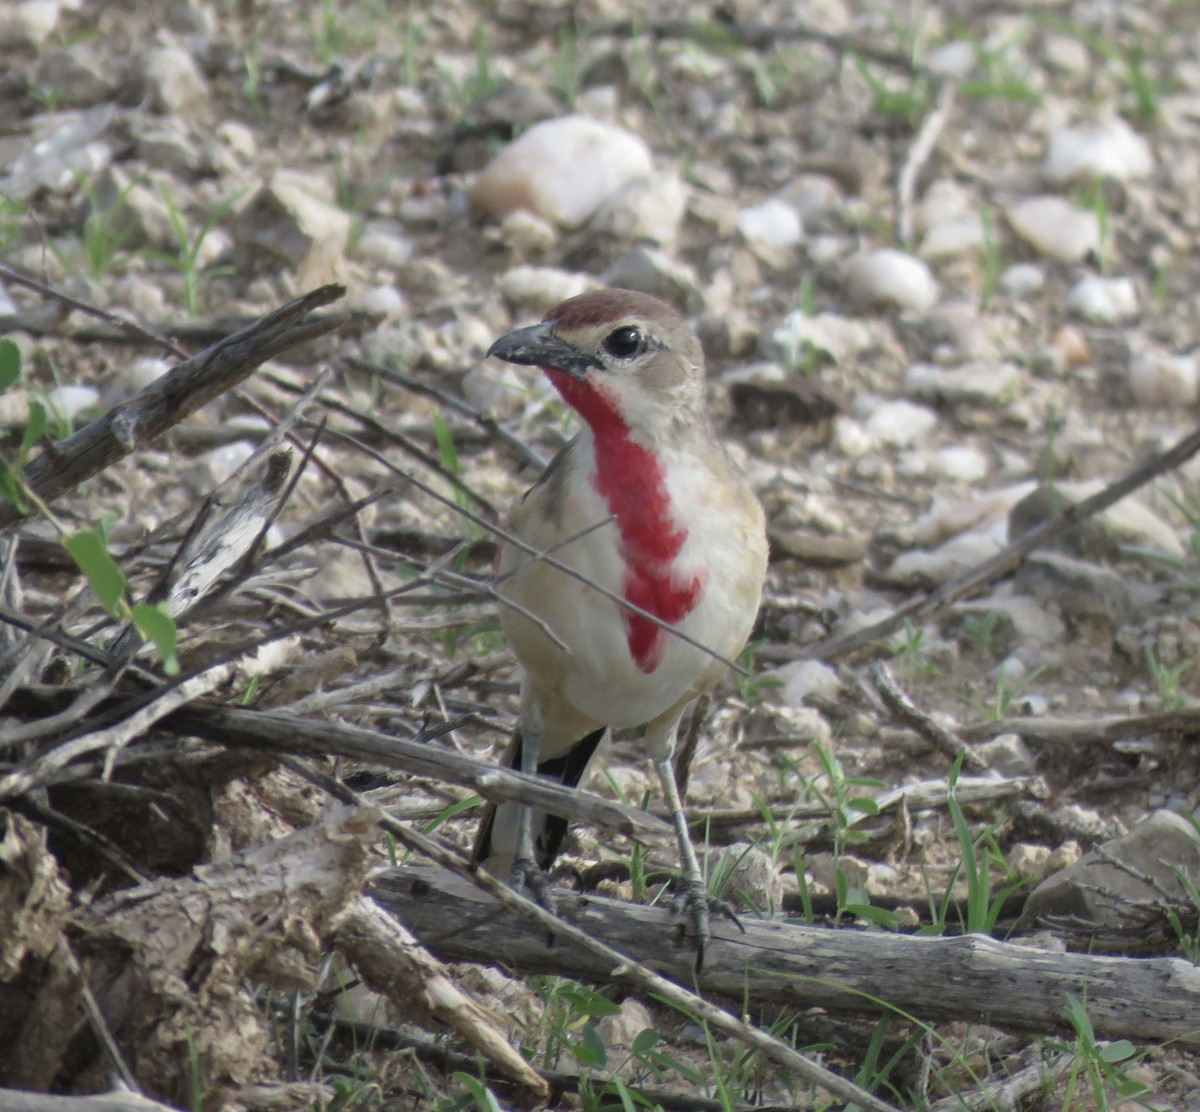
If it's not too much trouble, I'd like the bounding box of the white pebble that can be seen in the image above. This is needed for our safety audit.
[844,248,938,313]
[351,285,406,317]
[919,217,984,261]
[925,40,977,78]
[931,445,990,481]
[1128,349,1199,407]
[1006,196,1100,263]
[999,263,1045,298]
[1043,118,1154,186]
[471,115,653,228]
[499,265,593,313]
[736,198,803,247]
[46,385,100,422]
[1067,276,1138,324]
[863,399,939,446]
[775,659,841,708]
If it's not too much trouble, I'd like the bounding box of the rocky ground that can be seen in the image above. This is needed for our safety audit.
[3,0,1200,1108]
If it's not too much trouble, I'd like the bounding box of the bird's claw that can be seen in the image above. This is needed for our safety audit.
[670,879,744,971]
[510,856,556,912]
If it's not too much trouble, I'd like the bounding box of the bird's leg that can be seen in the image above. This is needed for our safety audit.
[512,723,554,909]
[653,754,740,972]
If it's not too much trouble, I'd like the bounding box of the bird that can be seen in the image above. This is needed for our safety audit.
[471,288,768,962]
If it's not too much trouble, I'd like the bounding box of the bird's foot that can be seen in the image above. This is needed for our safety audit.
[671,878,745,972]
[510,856,556,913]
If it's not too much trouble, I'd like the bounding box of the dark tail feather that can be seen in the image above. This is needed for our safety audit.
[470,726,607,869]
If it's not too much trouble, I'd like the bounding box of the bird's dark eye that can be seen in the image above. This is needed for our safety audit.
[602,325,643,360]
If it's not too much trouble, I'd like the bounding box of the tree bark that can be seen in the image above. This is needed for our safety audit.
[375,865,1200,1047]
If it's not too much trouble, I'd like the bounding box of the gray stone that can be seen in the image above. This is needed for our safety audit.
[1006,196,1100,263]
[1025,810,1200,931]
[1014,550,1135,625]
[602,247,702,314]
[138,46,210,121]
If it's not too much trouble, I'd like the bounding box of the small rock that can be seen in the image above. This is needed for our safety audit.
[955,594,1065,648]
[767,311,873,369]
[1050,324,1091,367]
[1025,811,1200,932]
[884,531,1003,586]
[350,285,406,317]
[1041,34,1091,77]
[861,398,939,446]
[714,842,783,910]
[498,208,558,255]
[195,442,256,488]
[930,445,989,482]
[844,248,938,313]
[774,659,842,709]
[974,732,1038,777]
[1043,117,1154,186]
[736,198,803,248]
[1129,348,1199,407]
[918,217,984,261]
[86,166,176,251]
[903,362,1022,407]
[101,356,169,408]
[999,262,1045,298]
[215,120,257,163]
[499,266,593,314]
[769,528,866,565]
[596,999,653,1060]
[471,115,653,228]
[1009,481,1185,559]
[461,362,531,418]
[354,224,414,269]
[602,247,702,314]
[45,385,99,423]
[135,119,203,175]
[925,40,977,78]
[773,705,832,744]
[779,174,842,225]
[1014,551,1136,625]
[0,0,59,48]
[139,46,210,120]
[729,375,844,431]
[1067,275,1138,324]
[110,274,166,321]
[590,169,687,246]
[1006,196,1100,263]
[0,104,115,200]
[231,170,350,284]
[37,46,118,106]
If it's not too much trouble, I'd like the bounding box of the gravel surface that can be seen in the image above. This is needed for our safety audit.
[3,0,1200,1107]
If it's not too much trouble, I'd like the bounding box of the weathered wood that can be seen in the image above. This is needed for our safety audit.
[0,1092,180,1112]
[0,285,348,531]
[375,865,1200,1047]
[165,702,672,841]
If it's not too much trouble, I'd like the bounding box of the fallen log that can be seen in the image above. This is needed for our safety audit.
[375,865,1200,1048]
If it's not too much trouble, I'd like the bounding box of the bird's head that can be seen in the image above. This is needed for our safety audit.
[487,289,708,444]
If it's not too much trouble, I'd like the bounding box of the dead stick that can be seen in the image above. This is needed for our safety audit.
[810,421,1200,662]
[0,285,349,530]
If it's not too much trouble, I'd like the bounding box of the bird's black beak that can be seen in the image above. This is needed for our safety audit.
[487,322,600,381]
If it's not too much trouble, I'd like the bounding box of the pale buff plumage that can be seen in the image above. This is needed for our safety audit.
[473,289,767,962]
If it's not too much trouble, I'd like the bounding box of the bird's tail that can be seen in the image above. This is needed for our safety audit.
[470,726,606,872]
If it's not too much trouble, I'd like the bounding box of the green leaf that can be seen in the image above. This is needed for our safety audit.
[431,409,460,474]
[0,338,20,393]
[64,528,127,616]
[1101,1039,1136,1063]
[631,1027,660,1055]
[131,602,180,675]
[0,460,26,511]
[570,1023,607,1069]
[19,399,46,462]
